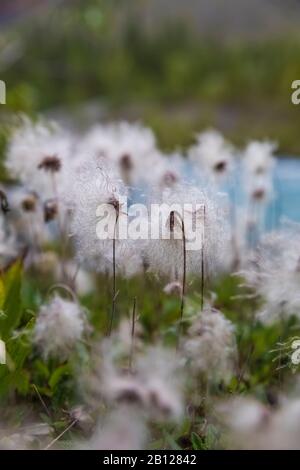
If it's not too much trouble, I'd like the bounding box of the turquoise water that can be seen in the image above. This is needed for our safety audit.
[132,157,300,232]
[191,157,300,231]
[273,158,300,225]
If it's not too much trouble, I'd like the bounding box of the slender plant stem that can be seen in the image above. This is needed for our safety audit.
[51,173,68,281]
[108,213,119,336]
[180,219,186,323]
[129,297,137,371]
[201,205,206,311]
[177,216,186,350]
[44,419,77,450]
[32,384,51,418]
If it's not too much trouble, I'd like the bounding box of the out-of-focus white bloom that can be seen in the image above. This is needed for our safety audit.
[115,316,144,355]
[5,117,74,199]
[54,261,95,296]
[144,151,183,190]
[245,174,274,204]
[220,397,270,434]
[76,122,158,187]
[239,226,300,322]
[0,215,18,260]
[83,406,147,450]
[0,422,53,450]
[188,130,235,181]
[243,141,276,176]
[220,397,300,449]
[145,185,230,280]
[183,307,236,382]
[218,397,271,449]
[90,341,183,422]
[238,141,276,251]
[113,239,146,278]
[29,254,94,297]
[69,265,95,296]
[163,281,182,296]
[136,346,183,420]
[7,186,50,247]
[69,157,128,273]
[30,251,60,275]
[75,122,184,190]
[33,295,87,360]
[273,400,300,442]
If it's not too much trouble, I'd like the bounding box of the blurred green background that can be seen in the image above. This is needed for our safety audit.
[1,0,300,154]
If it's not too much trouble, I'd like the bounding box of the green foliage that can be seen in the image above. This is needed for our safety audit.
[1,1,300,154]
[0,257,298,447]
[0,261,23,340]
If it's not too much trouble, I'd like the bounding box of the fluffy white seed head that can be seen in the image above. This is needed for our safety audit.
[220,397,300,449]
[145,185,230,279]
[188,129,235,180]
[6,117,74,199]
[76,122,158,187]
[69,157,128,273]
[84,406,147,450]
[183,307,237,383]
[239,226,300,322]
[243,140,276,176]
[90,341,183,422]
[33,295,87,360]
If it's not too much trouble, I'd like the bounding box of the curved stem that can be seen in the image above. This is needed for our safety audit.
[108,213,119,336]
[177,215,186,350]
[51,173,68,281]
[180,219,186,322]
[201,205,206,311]
[129,297,137,371]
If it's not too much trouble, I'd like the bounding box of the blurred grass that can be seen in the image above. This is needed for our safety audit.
[1,259,297,449]
[1,0,300,160]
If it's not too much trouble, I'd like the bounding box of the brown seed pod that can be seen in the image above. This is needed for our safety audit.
[44,198,58,222]
[21,192,38,212]
[38,155,61,172]
[0,189,10,214]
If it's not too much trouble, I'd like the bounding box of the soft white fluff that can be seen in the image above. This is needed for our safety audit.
[33,295,86,359]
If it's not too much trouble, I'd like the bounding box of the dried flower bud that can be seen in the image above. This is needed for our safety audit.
[120,153,133,172]
[38,155,61,173]
[162,171,178,187]
[107,195,121,215]
[21,192,38,212]
[213,160,227,173]
[0,189,10,214]
[252,188,266,201]
[44,198,58,222]
[163,281,182,296]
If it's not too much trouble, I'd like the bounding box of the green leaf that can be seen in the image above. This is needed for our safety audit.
[0,278,5,309]
[12,369,30,395]
[0,261,23,340]
[34,360,50,381]
[49,365,71,391]
[163,432,182,450]
[205,424,220,449]
[191,432,206,450]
